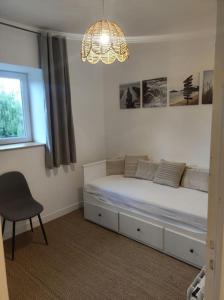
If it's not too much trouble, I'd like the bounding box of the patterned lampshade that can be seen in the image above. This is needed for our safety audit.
[81,20,129,64]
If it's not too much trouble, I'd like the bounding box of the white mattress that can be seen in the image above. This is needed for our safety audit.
[84,175,208,232]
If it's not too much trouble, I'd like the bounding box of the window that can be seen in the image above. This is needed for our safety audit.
[0,70,32,145]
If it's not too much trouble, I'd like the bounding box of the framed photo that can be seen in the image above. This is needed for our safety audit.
[119,82,141,109]
[142,77,167,108]
[169,73,200,106]
[202,70,214,104]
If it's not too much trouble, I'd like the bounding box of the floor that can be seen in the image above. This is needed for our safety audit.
[5,209,198,300]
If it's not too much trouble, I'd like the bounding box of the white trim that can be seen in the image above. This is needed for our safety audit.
[83,160,106,168]
[205,1,224,298]
[83,160,106,185]
[2,202,81,241]
[0,142,45,151]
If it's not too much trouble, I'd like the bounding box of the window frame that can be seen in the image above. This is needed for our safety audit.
[0,70,32,145]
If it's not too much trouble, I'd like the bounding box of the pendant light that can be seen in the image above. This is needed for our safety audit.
[81,0,129,64]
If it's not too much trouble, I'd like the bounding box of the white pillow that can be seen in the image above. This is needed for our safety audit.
[181,167,209,192]
[153,159,186,188]
[124,155,149,178]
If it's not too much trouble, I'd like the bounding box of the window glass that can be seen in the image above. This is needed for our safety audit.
[0,71,32,145]
[0,77,25,138]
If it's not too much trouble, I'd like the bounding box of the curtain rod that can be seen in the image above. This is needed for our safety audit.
[0,21,40,35]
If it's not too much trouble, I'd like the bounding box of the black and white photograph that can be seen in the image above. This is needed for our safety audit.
[169,73,200,106]
[142,77,167,108]
[202,70,213,104]
[119,82,141,109]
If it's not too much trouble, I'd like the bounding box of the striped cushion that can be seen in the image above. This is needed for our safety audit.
[181,167,209,192]
[154,160,186,188]
[135,160,159,180]
[106,159,125,175]
[124,155,149,178]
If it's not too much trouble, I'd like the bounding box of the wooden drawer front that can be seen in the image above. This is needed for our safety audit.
[164,229,206,267]
[84,203,119,232]
[119,213,163,250]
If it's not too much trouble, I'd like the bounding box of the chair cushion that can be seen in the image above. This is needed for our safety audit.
[154,159,186,188]
[135,160,159,180]
[124,155,149,178]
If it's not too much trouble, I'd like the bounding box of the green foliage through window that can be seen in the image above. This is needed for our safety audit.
[0,91,24,138]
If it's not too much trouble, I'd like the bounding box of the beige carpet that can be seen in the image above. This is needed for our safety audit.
[4,209,198,300]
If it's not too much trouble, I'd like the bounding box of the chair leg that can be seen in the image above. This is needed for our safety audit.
[2,218,6,235]
[29,218,33,232]
[12,221,16,261]
[38,214,48,245]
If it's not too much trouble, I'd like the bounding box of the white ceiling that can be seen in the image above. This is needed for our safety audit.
[0,0,217,36]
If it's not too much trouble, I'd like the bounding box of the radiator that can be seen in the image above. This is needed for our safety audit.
[187,267,206,300]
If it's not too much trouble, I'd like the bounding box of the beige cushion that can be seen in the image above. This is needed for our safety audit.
[135,160,159,180]
[124,155,149,178]
[153,159,186,188]
[106,159,125,175]
[181,167,209,192]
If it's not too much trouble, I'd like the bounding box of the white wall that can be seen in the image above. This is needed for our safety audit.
[67,40,105,163]
[104,35,215,168]
[0,25,105,236]
[0,25,39,68]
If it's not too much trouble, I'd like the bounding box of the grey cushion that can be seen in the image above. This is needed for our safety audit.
[124,155,149,178]
[135,160,159,180]
[106,159,125,175]
[181,167,209,192]
[153,159,186,188]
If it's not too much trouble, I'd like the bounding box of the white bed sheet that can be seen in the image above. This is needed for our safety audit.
[84,175,208,232]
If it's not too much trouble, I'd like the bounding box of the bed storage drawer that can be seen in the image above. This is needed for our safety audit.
[84,203,119,232]
[164,229,206,267]
[119,213,163,250]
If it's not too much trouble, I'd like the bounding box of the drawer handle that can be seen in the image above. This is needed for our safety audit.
[190,249,194,254]
[98,213,102,217]
[137,228,141,232]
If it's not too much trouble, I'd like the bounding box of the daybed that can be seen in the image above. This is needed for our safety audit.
[83,159,208,268]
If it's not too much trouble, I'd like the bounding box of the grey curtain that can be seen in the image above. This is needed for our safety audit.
[39,32,76,169]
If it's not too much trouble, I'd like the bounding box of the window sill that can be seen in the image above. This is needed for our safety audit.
[0,142,45,152]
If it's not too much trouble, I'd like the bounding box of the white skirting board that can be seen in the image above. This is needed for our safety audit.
[2,202,81,241]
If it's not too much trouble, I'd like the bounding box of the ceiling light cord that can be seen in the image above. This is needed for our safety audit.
[102,0,105,20]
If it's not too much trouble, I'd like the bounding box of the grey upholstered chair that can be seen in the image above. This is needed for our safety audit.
[0,171,48,260]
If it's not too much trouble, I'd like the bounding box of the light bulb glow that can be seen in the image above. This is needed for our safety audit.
[100,33,110,45]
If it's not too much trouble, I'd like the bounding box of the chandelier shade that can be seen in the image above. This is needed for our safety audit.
[81,20,129,64]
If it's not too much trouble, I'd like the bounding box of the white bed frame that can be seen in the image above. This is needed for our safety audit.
[83,160,206,268]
